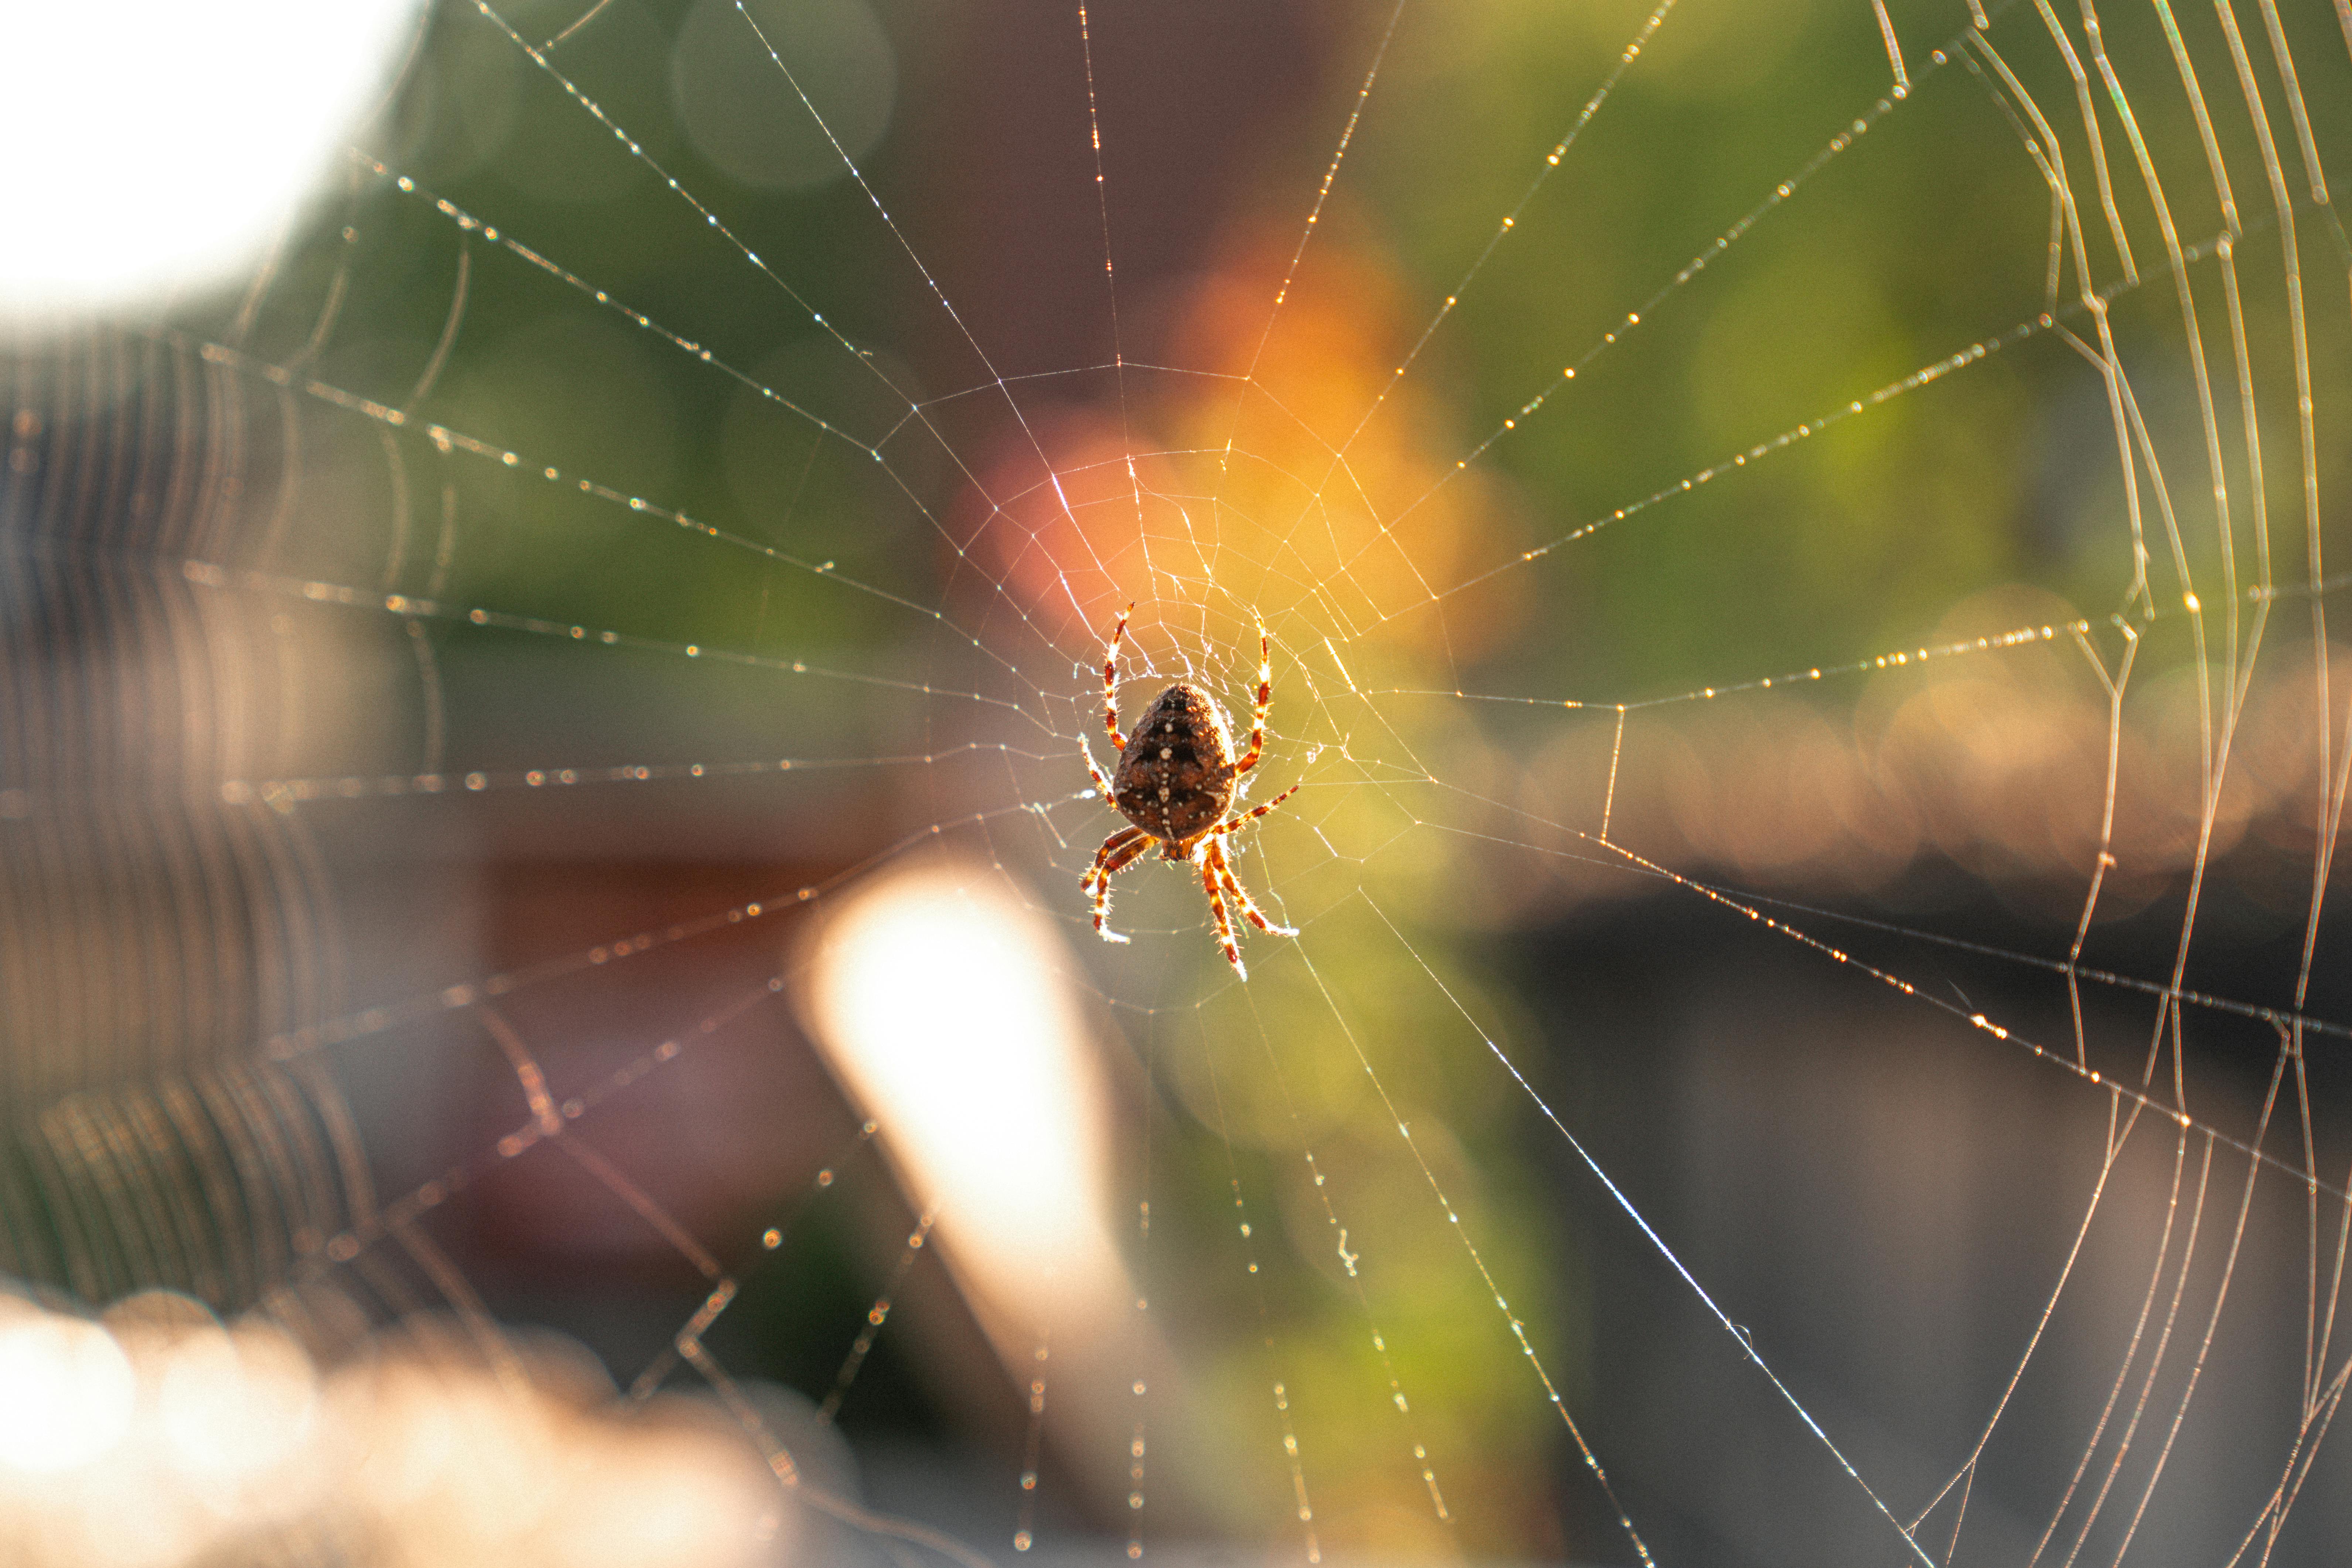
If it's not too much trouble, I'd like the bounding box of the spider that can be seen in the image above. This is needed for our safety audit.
[1079,604,1300,979]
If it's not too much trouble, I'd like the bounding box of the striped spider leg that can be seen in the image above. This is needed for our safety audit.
[1084,824,1152,944]
[1196,848,1247,977]
[1101,601,1134,749]
[1232,619,1272,776]
[1204,835,1297,938]
[1189,780,1304,977]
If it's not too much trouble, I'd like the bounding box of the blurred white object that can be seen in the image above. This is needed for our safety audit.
[0,0,423,335]
[799,858,1125,1317]
[0,1290,781,1568]
[798,860,1223,1516]
[0,1301,136,1473]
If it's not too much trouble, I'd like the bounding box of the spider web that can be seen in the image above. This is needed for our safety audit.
[4,0,2352,1563]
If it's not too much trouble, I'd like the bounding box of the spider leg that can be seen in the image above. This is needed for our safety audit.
[1233,620,1271,775]
[1083,826,1152,944]
[1207,837,1297,938]
[1102,602,1134,751]
[1208,782,1300,837]
[1079,733,1115,800]
[1197,849,1247,980]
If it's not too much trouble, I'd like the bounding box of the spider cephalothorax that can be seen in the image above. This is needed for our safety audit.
[1080,605,1299,978]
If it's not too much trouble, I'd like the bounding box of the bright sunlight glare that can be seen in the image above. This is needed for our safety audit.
[798,859,1127,1313]
[0,1,423,336]
[0,1291,778,1568]
[0,1301,135,1475]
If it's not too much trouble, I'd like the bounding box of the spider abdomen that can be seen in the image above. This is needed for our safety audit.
[1111,682,1237,847]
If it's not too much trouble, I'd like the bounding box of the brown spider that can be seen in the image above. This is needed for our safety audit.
[1079,605,1300,978]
